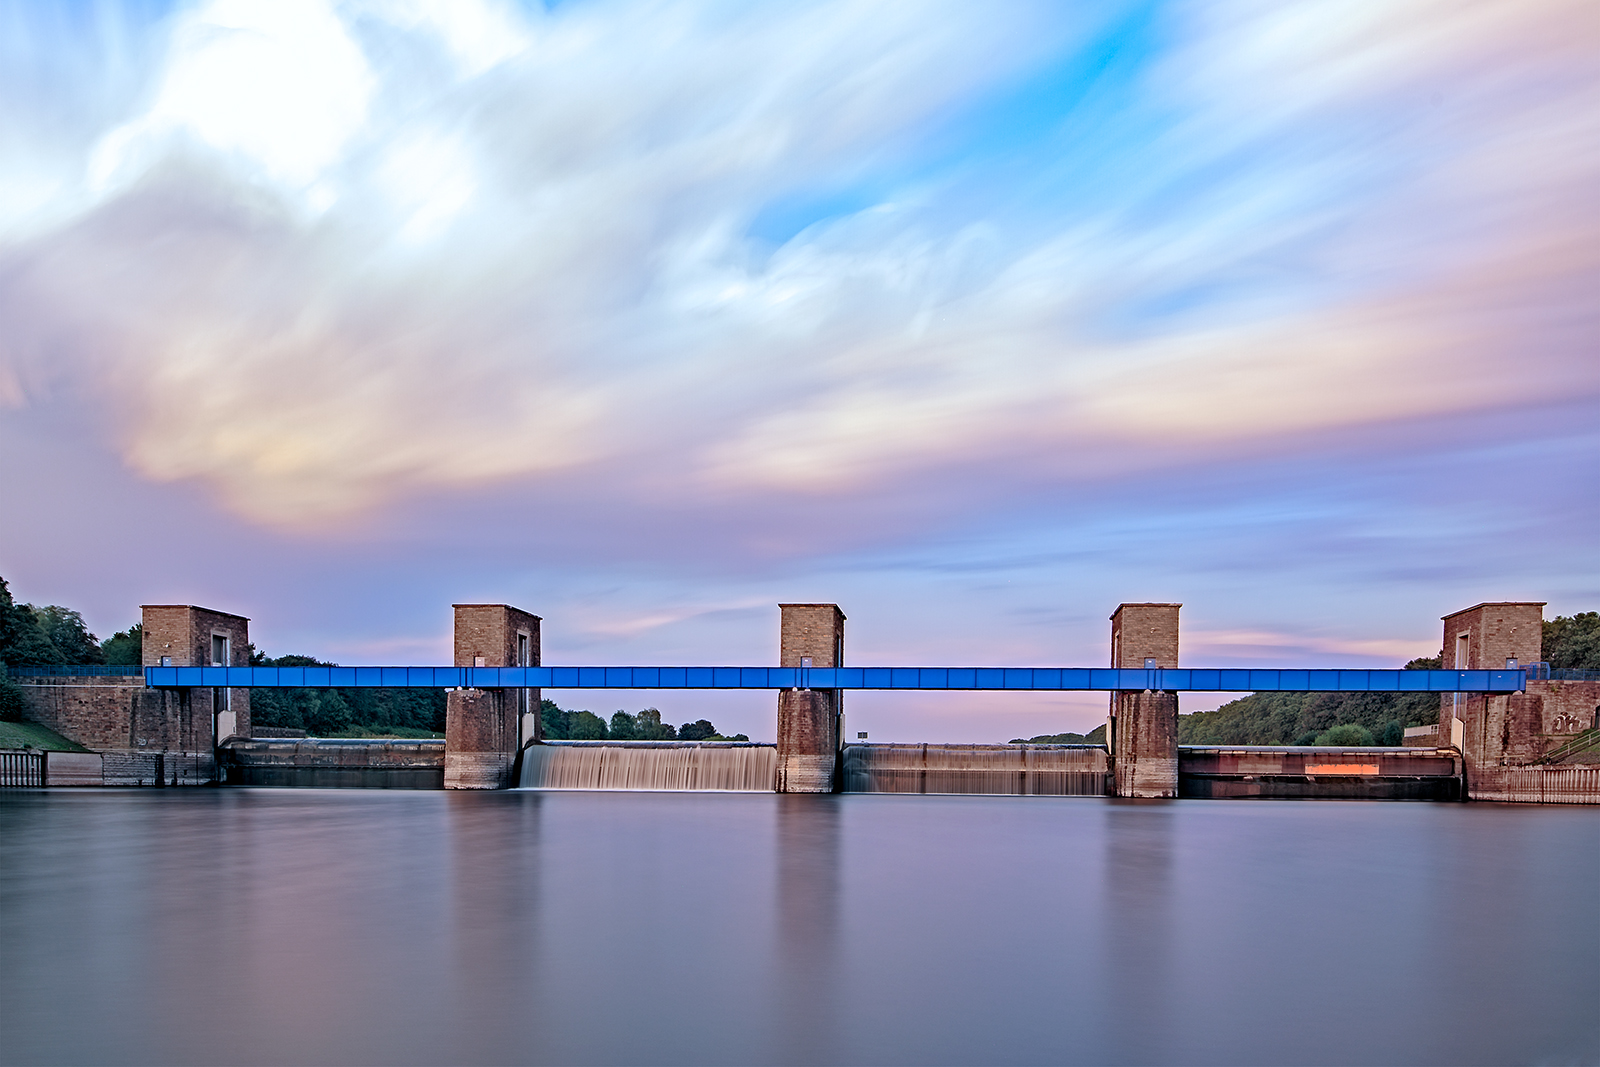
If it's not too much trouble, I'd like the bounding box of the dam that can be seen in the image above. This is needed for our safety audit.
[8,599,1598,802]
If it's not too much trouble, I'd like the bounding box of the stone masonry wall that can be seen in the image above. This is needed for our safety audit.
[15,679,215,755]
[16,679,146,751]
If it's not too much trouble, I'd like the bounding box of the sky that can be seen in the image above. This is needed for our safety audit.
[1,0,1596,742]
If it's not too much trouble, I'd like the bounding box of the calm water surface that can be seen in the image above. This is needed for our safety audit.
[1,790,1595,1066]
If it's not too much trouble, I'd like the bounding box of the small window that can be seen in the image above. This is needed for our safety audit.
[212,635,228,666]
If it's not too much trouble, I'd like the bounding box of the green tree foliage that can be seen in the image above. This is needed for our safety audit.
[35,607,105,664]
[0,676,25,722]
[1009,731,1091,744]
[101,624,143,665]
[1314,722,1375,746]
[540,700,735,741]
[0,579,104,666]
[1544,612,1600,669]
[605,709,676,739]
[247,651,447,735]
[634,708,676,739]
[539,700,610,739]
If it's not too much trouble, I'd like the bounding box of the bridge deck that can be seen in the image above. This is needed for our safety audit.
[142,665,1525,693]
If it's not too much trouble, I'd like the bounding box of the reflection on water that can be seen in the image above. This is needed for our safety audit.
[1,791,1595,1066]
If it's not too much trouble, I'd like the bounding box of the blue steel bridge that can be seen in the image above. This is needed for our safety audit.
[144,664,1527,693]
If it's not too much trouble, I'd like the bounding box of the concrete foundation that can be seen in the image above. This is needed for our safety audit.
[1108,603,1181,798]
[224,738,445,788]
[444,604,540,789]
[776,604,845,793]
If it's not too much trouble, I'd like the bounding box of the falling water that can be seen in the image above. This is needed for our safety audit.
[842,743,1110,795]
[519,740,778,790]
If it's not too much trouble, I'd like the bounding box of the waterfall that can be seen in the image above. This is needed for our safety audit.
[843,744,1110,795]
[519,741,778,791]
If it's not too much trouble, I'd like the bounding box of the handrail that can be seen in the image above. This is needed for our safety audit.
[1528,728,1600,766]
[7,665,145,677]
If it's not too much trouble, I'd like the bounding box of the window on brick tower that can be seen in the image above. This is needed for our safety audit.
[518,633,530,716]
[213,635,230,711]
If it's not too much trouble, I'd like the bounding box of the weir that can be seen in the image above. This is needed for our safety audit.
[519,741,777,791]
[12,596,1595,803]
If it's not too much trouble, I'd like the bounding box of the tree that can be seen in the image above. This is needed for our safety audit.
[0,676,25,722]
[1544,613,1600,669]
[35,607,104,664]
[304,690,354,736]
[633,708,676,740]
[1314,723,1375,746]
[101,624,143,665]
[608,711,638,740]
[567,710,609,739]
[678,719,717,741]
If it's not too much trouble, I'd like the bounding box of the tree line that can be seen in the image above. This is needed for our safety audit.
[539,703,748,742]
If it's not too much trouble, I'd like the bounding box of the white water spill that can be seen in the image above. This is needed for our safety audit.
[520,741,777,790]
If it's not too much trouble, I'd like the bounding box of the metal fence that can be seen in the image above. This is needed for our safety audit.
[6,665,145,677]
[0,750,44,787]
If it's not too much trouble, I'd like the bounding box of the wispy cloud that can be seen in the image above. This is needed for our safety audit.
[1,0,1594,549]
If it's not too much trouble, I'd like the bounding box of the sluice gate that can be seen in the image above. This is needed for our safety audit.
[842,743,1109,795]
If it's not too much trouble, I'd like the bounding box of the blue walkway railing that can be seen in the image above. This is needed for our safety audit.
[140,665,1527,693]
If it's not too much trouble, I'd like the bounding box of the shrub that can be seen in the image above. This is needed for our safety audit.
[1314,723,1375,746]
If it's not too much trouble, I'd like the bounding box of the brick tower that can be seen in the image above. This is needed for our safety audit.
[776,604,845,793]
[1108,603,1181,798]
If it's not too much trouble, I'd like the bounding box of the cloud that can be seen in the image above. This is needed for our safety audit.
[0,0,1595,541]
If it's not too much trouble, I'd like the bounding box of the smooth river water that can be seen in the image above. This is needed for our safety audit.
[1,790,1595,1066]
